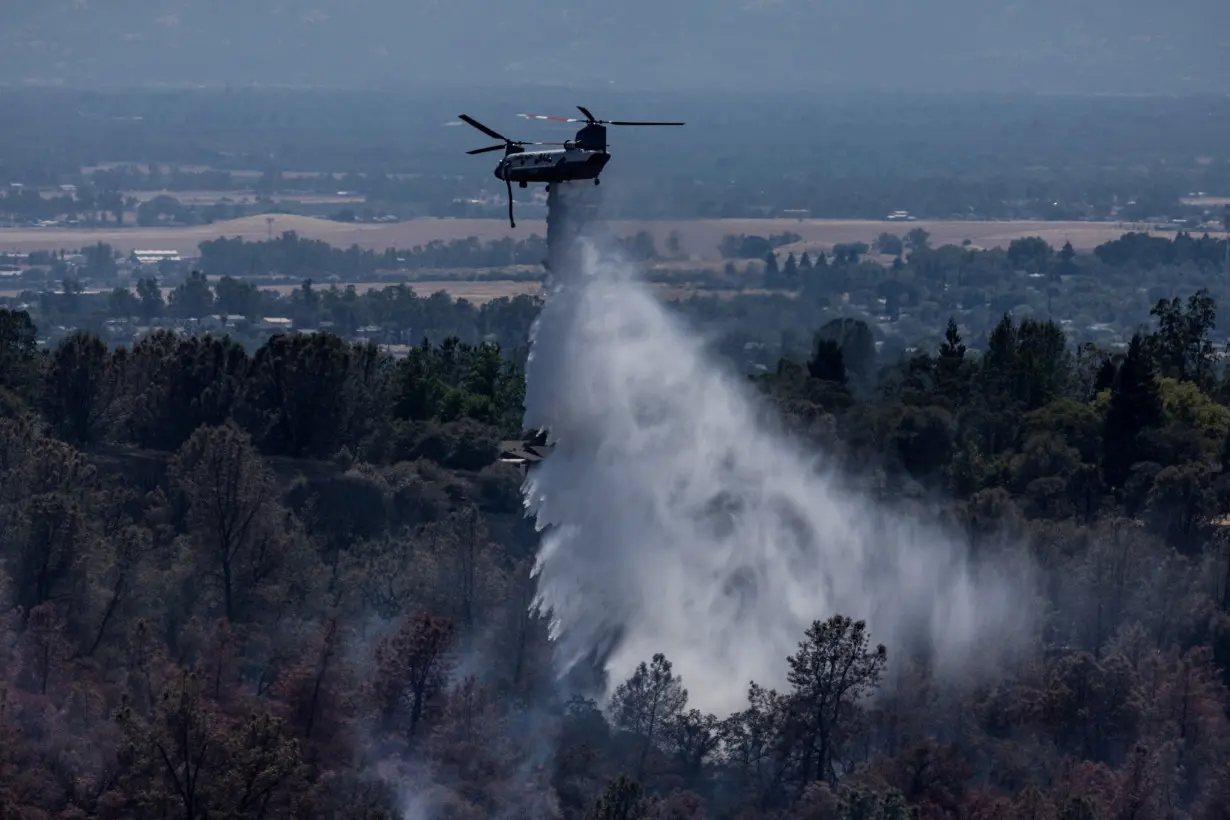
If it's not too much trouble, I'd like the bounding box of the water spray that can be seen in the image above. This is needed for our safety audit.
[522,184,1034,716]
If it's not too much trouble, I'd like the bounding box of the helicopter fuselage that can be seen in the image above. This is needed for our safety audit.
[495,147,610,184]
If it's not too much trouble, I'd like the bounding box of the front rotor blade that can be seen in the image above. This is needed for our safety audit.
[607,121,686,126]
[459,114,507,142]
[467,144,507,155]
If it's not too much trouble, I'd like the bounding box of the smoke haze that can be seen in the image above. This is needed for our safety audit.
[523,189,1035,715]
[3,0,1222,94]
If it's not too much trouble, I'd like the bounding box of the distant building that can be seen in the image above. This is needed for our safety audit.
[132,249,182,265]
[255,317,293,332]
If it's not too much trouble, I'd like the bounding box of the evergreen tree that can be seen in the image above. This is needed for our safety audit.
[764,251,781,287]
[782,252,799,289]
[1102,333,1163,487]
[807,339,847,384]
[939,317,967,361]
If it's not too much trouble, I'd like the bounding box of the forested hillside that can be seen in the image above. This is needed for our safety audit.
[4,273,1230,817]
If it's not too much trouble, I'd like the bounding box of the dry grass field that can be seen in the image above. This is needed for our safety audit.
[0,213,1174,260]
[121,190,367,206]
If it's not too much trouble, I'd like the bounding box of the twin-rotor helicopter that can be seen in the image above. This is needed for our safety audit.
[458,105,684,227]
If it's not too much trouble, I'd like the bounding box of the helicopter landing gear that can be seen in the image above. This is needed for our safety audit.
[545,184,550,192]
[519,180,528,188]
[594,178,601,186]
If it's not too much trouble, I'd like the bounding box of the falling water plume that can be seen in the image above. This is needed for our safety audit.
[522,183,1033,716]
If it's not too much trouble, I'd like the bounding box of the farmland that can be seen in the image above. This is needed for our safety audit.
[0,213,1174,260]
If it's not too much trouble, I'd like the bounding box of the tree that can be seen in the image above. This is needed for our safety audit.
[109,286,141,318]
[39,331,121,446]
[876,232,904,256]
[1058,239,1077,276]
[784,615,887,786]
[782,252,799,289]
[0,309,38,406]
[170,422,289,622]
[1147,289,1216,386]
[136,276,165,321]
[609,653,688,780]
[665,230,682,259]
[372,612,455,741]
[905,228,931,252]
[939,318,966,362]
[82,241,118,279]
[1103,333,1163,488]
[1007,236,1053,272]
[764,252,781,287]
[239,332,355,458]
[112,669,309,818]
[814,319,877,390]
[807,339,847,384]
[587,775,653,820]
[169,270,216,318]
[214,275,262,319]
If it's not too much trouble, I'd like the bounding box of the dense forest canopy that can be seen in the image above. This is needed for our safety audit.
[6,239,1230,815]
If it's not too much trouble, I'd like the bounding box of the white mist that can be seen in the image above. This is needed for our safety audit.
[522,199,1032,717]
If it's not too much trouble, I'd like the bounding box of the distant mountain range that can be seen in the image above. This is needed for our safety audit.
[1,0,1225,94]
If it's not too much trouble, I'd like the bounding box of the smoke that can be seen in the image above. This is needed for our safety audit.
[522,184,1036,717]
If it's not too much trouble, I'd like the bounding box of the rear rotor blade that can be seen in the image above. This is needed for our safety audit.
[607,121,686,126]
[519,113,584,123]
[576,105,597,123]
[459,114,507,142]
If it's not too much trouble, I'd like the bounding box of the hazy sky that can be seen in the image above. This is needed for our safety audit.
[2,0,1226,94]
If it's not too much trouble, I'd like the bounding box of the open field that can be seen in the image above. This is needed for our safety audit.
[0,214,1188,260]
[121,190,367,206]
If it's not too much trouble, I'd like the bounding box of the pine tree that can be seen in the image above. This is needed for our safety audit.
[782,252,799,289]
[763,251,781,287]
[939,318,966,361]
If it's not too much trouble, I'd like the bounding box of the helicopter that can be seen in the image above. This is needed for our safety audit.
[458,106,684,227]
